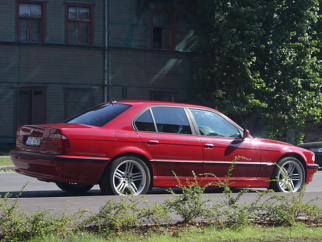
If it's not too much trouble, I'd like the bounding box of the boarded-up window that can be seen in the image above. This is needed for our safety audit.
[15,87,47,125]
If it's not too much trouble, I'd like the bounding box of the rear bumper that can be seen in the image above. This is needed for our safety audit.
[10,150,109,184]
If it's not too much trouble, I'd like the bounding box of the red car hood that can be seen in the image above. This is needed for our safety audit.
[254,137,308,153]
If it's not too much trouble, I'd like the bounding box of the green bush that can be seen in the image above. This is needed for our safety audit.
[78,195,170,233]
[164,171,217,223]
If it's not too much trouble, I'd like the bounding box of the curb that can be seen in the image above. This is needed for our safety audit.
[0,166,15,169]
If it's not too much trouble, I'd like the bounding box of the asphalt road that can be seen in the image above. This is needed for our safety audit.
[1,171,322,222]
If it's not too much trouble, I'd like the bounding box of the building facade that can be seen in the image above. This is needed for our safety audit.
[0,0,208,149]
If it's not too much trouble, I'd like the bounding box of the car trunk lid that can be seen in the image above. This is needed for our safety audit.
[16,124,69,155]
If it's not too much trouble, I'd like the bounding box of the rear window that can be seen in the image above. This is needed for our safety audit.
[67,103,131,127]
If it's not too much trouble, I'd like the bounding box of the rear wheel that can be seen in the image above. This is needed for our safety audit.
[269,157,305,192]
[99,156,150,195]
[55,182,94,194]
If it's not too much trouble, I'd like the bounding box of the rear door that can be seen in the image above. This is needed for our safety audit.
[135,106,203,177]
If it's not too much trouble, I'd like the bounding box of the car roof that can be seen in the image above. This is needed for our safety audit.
[111,100,212,109]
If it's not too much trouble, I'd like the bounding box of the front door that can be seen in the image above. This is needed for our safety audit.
[188,108,261,182]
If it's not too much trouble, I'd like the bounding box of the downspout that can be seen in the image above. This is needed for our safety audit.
[104,0,109,102]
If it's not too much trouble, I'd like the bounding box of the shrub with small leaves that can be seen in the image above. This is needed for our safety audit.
[78,195,170,232]
[164,171,216,223]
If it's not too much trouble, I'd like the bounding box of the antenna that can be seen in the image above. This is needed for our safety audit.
[110,98,116,105]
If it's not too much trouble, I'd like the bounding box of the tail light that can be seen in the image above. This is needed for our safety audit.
[48,133,71,150]
[16,133,23,149]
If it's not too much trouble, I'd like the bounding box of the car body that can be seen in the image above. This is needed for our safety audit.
[11,100,318,195]
[298,141,322,167]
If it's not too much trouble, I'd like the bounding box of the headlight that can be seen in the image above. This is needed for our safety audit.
[309,148,322,153]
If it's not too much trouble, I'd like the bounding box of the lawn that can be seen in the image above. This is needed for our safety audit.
[0,156,13,167]
[26,222,322,242]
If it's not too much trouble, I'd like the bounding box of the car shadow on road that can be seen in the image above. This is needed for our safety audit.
[0,187,261,198]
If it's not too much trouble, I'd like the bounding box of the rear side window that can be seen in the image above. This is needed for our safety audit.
[67,103,131,127]
[135,106,192,134]
[135,110,156,132]
[153,107,192,134]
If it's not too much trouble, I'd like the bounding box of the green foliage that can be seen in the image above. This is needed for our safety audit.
[78,195,170,233]
[195,0,322,142]
[257,185,322,226]
[164,171,217,223]
[1,167,322,240]
[0,184,88,241]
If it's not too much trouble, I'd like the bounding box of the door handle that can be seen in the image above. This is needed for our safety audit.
[204,143,214,148]
[147,140,159,144]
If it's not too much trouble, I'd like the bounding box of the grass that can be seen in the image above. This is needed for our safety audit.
[0,156,13,167]
[26,223,322,241]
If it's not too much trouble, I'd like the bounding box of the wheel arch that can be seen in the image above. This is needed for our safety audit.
[276,153,307,179]
[102,152,154,189]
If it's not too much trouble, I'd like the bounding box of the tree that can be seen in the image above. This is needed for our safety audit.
[195,0,322,143]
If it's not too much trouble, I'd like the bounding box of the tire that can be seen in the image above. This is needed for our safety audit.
[269,157,305,192]
[99,156,150,195]
[55,182,94,194]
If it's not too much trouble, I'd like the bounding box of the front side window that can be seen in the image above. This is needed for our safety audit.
[151,11,175,50]
[190,109,240,138]
[17,2,45,42]
[66,4,93,45]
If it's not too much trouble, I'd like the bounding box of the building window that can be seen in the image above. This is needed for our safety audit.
[151,11,175,50]
[17,1,46,43]
[66,4,93,45]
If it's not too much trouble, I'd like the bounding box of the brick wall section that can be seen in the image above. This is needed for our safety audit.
[0,45,19,82]
[1,0,208,147]
[18,46,103,84]
[109,48,203,102]
[0,0,105,146]
[0,86,14,135]
[46,1,65,44]
[0,1,15,42]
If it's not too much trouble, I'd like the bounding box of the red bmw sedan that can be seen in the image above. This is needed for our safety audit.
[11,100,318,195]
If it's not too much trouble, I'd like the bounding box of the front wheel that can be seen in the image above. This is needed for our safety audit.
[55,182,94,194]
[99,156,150,195]
[269,157,305,192]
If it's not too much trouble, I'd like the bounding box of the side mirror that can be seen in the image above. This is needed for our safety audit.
[243,129,250,140]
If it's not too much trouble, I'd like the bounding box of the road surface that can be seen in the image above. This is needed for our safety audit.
[1,171,322,223]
